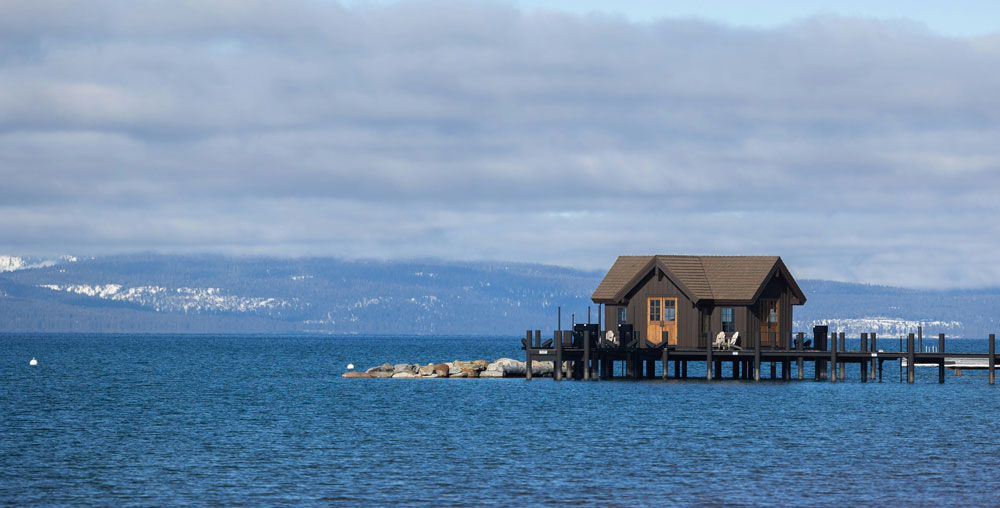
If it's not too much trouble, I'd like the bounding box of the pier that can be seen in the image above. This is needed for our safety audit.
[522,327,998,385]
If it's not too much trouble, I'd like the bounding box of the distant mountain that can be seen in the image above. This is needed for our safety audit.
[1,254,997,337]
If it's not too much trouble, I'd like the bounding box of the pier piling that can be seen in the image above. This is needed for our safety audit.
[861,333,868,383]
[796,332,804,380]
[939,333,945,384]
[907,333,915,384]
[830,333,837,383]
[706,340,714,381]
[554,330,563,381]
[990,334,996,385]
[754,333,761,381]
[583,330,591,381]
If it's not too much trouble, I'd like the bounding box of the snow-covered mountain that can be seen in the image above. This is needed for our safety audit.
[0,253,997,336]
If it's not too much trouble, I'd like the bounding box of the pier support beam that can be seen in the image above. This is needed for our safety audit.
[990,334,996,385]
[706,342,714,381]
[770,361,776,380]
[754,333,761,381]
[860,333,868,383]
[554,330,563,382]
[830,334,837,383]
[583,330,591,381]
[839,333,846,380]
[796,332,804,380]
[939,333,945,384]
[525,330,533,381]
[907,333,915,384]
[661,348,669,380]
[871,333,878,380]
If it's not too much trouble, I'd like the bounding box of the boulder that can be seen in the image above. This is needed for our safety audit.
[449,370,469,378]
[461,367,479,378]
[368,370,393,378]
[418,364,436,376]
[479,369,503,378]
[392,371,418,378]
[342,371,370,378]
[448,365,464,375]
[433,364,450,377]
[366,363,393,375]
[452,360,488,372]
[393,363,418,374]
[486,358,526,377]
[529,361,554,376]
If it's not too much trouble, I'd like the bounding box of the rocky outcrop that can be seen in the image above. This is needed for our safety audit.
[345,357,556,379]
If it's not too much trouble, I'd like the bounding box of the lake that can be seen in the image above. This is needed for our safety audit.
[3,333,1000,506]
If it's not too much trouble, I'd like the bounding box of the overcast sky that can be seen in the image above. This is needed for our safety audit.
[2,1,1000,288]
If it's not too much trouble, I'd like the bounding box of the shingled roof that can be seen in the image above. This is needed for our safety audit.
[591,255,806,305]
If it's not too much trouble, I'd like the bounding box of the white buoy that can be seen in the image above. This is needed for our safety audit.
[29,357,38,366]
[347,363,355,370]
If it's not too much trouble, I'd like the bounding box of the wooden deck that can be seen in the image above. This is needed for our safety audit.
[521,330,998,384]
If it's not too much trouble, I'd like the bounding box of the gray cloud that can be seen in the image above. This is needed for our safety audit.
[1,1,999,287]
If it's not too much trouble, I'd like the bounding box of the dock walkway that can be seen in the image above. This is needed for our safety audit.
[521,330,997,384]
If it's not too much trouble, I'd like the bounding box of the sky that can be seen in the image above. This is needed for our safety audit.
[2,0,1000,288]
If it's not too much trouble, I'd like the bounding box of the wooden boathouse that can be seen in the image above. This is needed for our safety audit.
[521,254,999,384]
[592,255,805,349]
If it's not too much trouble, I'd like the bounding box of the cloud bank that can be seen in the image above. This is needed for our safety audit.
[1,1,999,287]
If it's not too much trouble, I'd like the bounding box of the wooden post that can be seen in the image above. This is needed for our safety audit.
[583,330,591,381]
[682,361,688,378]
[830,332,837,383]
[661,347,669,380]
[838,332,846,380]
[674,360,680,379]
[860,333,868,383]
[754,332,761,381]
[706,339,714,381]
[796,332,804,380]
[938,333,945,384]
[525,330,533,381]
[990,334,996,385]
[732,359,739,379]
[770,361,776,379]
[907,333,915,384]
[918,325,923,353]
[870,332,878,379]
[554,330,563,381]
[714,360,723,380]
[647,358,656,379]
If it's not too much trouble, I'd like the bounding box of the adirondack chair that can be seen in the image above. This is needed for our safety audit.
[726,332,742,350]
[713,331,727,350]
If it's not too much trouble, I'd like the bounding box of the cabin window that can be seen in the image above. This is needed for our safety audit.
[649,299,661,322]
[722,308,734,333]
[617,306,627,324]
[768,307,777,323]
[664,299,675,322]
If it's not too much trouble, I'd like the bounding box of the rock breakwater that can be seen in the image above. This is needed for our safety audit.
[342,358,556,378]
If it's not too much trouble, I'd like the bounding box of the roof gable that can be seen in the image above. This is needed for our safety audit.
[591,255,806,305]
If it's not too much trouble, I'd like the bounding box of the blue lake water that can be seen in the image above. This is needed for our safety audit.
[3,333,1000,506]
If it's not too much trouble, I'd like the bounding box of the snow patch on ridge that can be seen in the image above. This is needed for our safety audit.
[38,283,295,314]
[796,317,962,336]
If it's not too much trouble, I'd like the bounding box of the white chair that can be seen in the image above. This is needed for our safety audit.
[713,331,726,350]
[726,332,742,350]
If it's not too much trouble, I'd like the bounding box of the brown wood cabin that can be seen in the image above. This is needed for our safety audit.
[592,255,806,349]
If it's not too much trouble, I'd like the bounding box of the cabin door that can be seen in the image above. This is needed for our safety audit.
[760,299,779,347]
[647,297,677,346]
